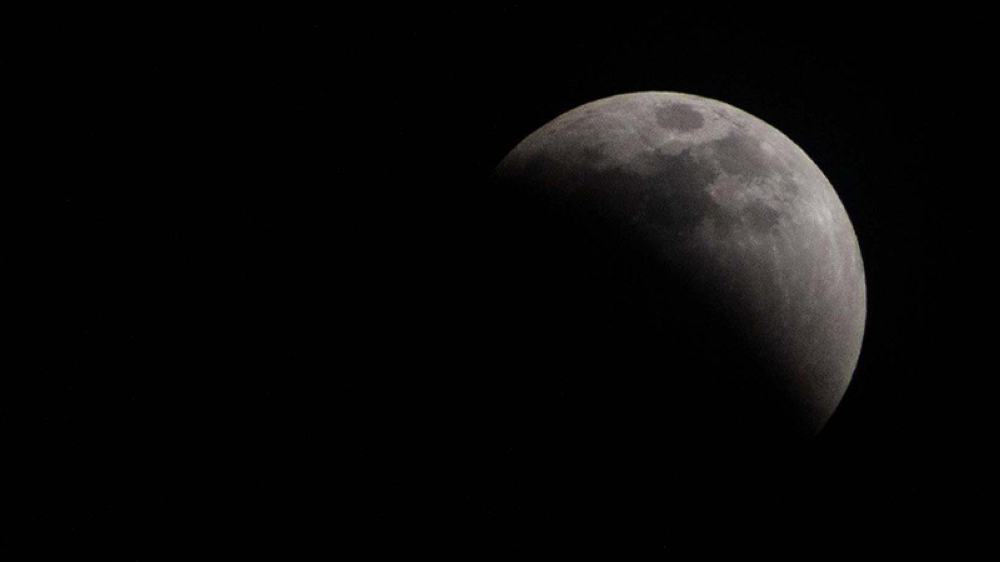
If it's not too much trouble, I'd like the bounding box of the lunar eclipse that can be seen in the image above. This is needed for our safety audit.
[492,92,865,442]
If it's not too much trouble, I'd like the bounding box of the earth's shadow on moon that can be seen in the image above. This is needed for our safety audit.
[473,168,809,453]
[445,175,815,517]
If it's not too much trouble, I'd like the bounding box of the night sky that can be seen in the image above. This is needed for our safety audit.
[11,6,992,558]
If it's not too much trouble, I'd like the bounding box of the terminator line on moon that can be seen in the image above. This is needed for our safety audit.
[494,92,865,439]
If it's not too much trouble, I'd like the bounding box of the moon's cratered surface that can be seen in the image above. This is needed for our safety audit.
[494,92,865,440]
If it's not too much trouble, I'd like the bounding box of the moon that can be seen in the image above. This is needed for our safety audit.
[492,92,865,442]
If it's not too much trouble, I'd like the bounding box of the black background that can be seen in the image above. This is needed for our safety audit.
[9,5,992,558]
